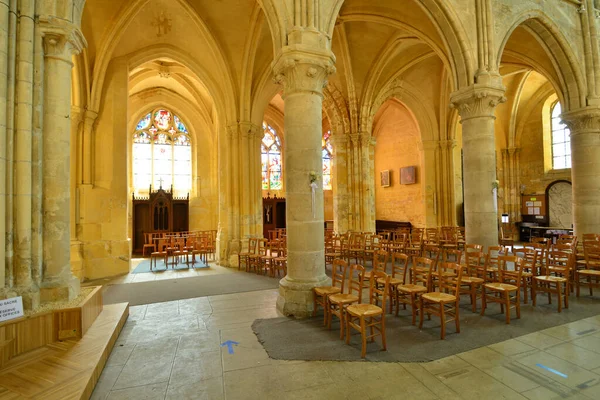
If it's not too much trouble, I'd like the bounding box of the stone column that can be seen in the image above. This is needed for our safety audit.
[39,20,85,301]
[70,107,84,280]
[273,50,335,317]
[359,134,376,232]
[561,107,600,234]
[419,140,440,228]
[0,0,8,289]
[331,134,349,233]
[450,85,506,249]
[82,109,98,185]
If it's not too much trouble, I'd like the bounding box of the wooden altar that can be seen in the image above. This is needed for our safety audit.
[132,186,189,253]
[263,195,286,239]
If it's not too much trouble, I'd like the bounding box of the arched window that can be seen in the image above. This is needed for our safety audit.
[132,109,192,193]
[551,102,571,170]
[261,123,282,190]
[322,130,333,190]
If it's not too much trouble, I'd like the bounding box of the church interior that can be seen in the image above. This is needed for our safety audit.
[2,0,600,399]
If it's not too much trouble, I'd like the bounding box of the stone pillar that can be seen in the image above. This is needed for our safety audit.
[439,140,457,225]
[419,140,440,228]
[14,0,35,292]
[331,134,349,233]
[70,107,83,281]
[39,20,85,301]
[450,85,506,249]
[0,0,8,289]
[561,107,600,234]
[359,134,376,232]
[273,50,335,317]
[349,133,360,231]
[82,109,98,185]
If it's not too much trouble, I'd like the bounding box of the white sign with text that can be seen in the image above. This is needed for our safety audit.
[0,297,24,322]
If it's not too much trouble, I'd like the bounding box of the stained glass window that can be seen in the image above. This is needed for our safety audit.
[262,123,283,190]
[132,109,192,193]
[322,130,333,190]
[551,102,571,170]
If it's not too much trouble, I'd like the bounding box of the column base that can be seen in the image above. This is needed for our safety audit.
[3,288,41,311]
[40,275,81,303]
[70,240,84,282]
[276,274,330,319]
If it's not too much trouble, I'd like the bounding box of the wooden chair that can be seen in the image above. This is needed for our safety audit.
[406,231,423,258]
[361,250,388,291]
[441,248,462,264]
[150,239,168,271]
[260,241,277,276]
[190,234,209,265]
[273,240,288,278]
[348,234,366,265]
[532,250,572,312]
[313,259,347,325]
[325,237,341,268]
[385,252,409,314]
[142,233,157,257]
[576,244,600,297]
[419,262,462,340]
[481,256,523,324]
[396,257,434,325]
[363,235,382,265]
[345,271,390,358]
[499,224,517,252]
[464,243,483,257]
[460,251,486,312]
[327,264,364,339]
[239,238,257,271]
[514,247,538,304]
[172,237,189,265]
[248,238,267,273]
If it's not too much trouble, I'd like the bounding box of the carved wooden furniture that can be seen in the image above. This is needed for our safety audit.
[262,195,286,239]
[346,271,389,358]
[420,262,463,340]
[132,187,189,254]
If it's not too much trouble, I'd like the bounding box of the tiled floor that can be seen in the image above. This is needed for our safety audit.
[83,258,235,286]
[91,288,600,400]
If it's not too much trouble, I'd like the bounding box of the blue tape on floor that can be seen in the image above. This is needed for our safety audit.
[536,363,568,378]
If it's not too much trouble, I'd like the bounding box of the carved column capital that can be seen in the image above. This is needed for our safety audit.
[39,17,87,63]
[329,133,348,147]
[418,140,440,152]
[226,124,238,140]
[450,84,506,122]
[239,121,261,140]
[440,139,456,150]
[561,107,600,136]
[272,48,336,98]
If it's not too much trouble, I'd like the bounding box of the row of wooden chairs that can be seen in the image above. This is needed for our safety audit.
[312,234,600,357]
[143,230,217,258]
[238,238,288,278]
[149,234,212,270]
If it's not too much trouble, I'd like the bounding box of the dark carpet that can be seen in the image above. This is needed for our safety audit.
[103,272,280,306]
[131,259,209,274]
[252,295,600,362]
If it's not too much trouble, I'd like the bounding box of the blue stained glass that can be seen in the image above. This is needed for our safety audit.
[174,115,188,133]
[136,113,151,130]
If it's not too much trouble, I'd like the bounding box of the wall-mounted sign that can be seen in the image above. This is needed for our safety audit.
[0,297,24,323]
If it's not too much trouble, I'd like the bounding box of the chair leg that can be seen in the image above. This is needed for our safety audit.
[381,314,387,351]
[471,284,476,313]
[564,282,569,309]
[360,318,367,359]
[418,297,425,329]
[312,294,319,317]
[532,280,537,306]
[557,284,562,313]
[339,308,345,340]
[516,292,521,319]
[411,294,417,325]
[480,287,487,316]
[455,302,460,333]
[504,292,511,325]
[523,278,528,304]
[440,303,446,340]
[345,315,351,345]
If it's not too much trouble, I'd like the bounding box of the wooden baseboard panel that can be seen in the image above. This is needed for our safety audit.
[0,302,129,399]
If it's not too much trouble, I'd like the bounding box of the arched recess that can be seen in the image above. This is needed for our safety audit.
[372,99,427,227]
[128,89,218,232]
[546,180,573,229]
[496,11,586,112]
[87,0,237,122]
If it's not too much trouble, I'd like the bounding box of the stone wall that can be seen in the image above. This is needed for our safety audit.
[374,102,425,227]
